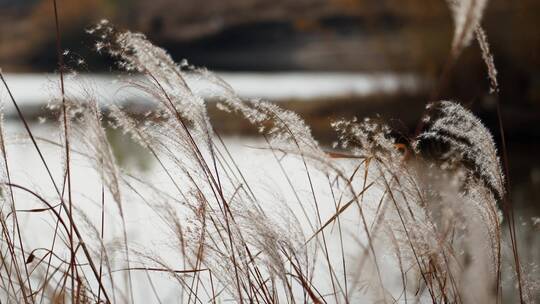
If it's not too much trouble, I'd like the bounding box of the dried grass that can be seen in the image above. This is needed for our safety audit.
[0,0,536,303]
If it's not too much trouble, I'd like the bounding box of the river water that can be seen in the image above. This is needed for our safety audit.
[0,73,537,302]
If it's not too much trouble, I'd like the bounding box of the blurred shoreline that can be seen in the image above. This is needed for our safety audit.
[1,72,538,144]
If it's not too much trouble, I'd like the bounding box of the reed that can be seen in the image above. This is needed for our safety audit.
[0,0,536,303]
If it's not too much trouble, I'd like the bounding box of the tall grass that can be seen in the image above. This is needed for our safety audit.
[0,0,537,303]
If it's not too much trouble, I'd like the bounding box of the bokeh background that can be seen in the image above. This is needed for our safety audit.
[1,0,539,216]
[1,0,539,133]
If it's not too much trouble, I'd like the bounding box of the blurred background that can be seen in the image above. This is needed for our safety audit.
[0,0,539,216]
[1,0,539,131]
